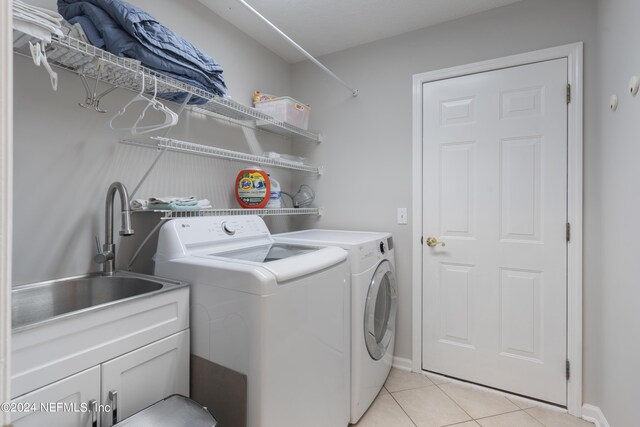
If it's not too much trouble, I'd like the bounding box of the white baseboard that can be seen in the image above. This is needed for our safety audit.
[392,356,412,372]
[582,404,610,427]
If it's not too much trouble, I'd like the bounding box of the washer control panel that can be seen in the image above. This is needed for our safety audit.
[172,216,270,247]
[221,221,236,235]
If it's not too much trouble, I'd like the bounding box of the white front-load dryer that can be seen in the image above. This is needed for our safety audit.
[274,230,398,423]
[154,217,351,427]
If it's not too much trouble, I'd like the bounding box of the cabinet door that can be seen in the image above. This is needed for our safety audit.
[11,366,100,427]
[101,330,189,426]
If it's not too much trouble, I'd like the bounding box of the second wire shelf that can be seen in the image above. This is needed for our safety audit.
[121,137,323,174]
[133,207,322,219]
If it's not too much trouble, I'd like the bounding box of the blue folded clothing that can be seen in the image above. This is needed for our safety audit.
[57,0,227,104]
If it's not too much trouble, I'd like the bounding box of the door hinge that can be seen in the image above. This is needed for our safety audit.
[566,223,571,242]
[566,360,570,380]
[566,84,571,104]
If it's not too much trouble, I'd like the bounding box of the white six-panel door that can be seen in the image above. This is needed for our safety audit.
[421,59,568,405]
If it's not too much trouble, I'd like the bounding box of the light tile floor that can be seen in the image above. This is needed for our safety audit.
[353,369,594,427]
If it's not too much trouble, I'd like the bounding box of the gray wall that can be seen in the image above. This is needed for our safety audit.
[13,0,298,284]
[594,0,640,424]
[290,0,601,406]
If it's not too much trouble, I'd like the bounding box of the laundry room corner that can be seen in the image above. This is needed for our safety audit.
[8,0,640,424]
[289,0,600,398]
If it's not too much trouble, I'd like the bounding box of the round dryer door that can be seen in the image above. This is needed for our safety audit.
[364,260,398,361]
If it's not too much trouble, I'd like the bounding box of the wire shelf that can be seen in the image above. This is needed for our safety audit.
[190,106,321,143]
[121,137,323,174]
[255,120,323,142]
[14,33,322,142]
[134,207,322,219]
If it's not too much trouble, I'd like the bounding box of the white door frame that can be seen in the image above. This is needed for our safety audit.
[411,43,583,416]
[0,0,12,421]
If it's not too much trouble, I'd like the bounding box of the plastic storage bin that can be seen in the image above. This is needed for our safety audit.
[254,96,310,130]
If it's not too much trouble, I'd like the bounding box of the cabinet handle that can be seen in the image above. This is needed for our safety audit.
[88,399,97,427]
[109,390,118,426]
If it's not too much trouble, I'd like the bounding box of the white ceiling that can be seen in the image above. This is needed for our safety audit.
[198,0,522,63]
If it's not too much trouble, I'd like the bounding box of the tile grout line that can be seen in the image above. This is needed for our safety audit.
[388,378,476,426]
[470,408,547,426]
[504,396,543,412]
[507,404,547,427]
[523,408,557,427]
[437,381,585,427]
[387,372,565,427]
[471,408,525,420]
[520,409,547,427]
[435,381,547,425]
[416,374,584,427]
[433,381,477,423]
[384,382,439,394]
[525,405,596,426]
[440,419,481,427]
[385,385,418,427]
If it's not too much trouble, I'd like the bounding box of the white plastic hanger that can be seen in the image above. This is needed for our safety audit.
[109,73,179,134]
[29,40,57,90]
[109,71,150,131]
[131,74,159,131]
[131,76,179,135]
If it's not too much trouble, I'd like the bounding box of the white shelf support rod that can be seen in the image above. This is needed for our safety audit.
[127,217,168,270]
[129,93,192,198]
[232,0,358,97]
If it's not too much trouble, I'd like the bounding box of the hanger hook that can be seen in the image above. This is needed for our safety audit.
[139,71,146,96]
[77,61,115,112]
[78,74,93,109]
[152,75,158,101]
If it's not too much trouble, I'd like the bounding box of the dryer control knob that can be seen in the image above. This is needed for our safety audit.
[222,222,236,235]
[379,241,386,254]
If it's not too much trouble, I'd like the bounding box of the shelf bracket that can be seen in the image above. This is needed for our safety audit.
[126,217,169,270]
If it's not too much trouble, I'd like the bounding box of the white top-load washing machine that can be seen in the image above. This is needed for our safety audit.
[274,230,398,423]
[154,216,351,427]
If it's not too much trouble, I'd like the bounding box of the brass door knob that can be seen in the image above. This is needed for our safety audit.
[425,237,445,247]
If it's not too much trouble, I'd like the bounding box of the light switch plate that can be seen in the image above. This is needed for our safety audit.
[397,208,408,225]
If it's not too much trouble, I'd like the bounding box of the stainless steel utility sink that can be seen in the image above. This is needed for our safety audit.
[12,272,186,331]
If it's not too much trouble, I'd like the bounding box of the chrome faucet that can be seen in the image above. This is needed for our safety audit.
[94,181,135,276]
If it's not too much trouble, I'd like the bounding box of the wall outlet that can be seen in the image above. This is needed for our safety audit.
[397,208,408,225]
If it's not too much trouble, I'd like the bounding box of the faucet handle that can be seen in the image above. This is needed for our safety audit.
[93,235,113,265]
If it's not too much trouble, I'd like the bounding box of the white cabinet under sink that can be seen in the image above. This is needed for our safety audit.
[101,331,189,426]
[11,285,189,398]
[10,366,100,427]
[10,330,189,427]
[10,280,190,426]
